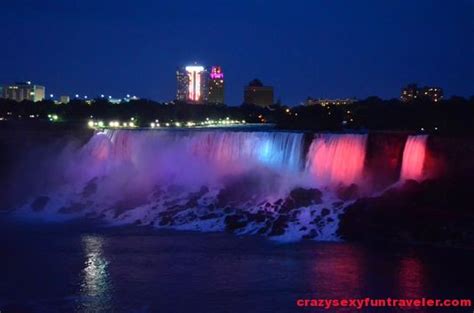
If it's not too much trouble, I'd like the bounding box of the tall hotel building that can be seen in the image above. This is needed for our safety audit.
[176,65,208,104]
[207,66,225,104]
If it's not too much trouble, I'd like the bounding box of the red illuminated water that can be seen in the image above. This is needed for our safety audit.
[306,134,368,186]
[400,135,428,181]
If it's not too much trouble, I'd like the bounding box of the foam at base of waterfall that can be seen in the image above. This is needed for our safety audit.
[16,180,348,242]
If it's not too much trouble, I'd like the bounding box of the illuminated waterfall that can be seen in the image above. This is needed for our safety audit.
[83,130,305,178]
[305,134,368,186]
[17,130,439,240]
[400,135,428,181]
[189,131,304,172]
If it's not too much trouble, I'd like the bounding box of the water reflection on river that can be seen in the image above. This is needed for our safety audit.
[79,235,113,312]
[0,222,472,313]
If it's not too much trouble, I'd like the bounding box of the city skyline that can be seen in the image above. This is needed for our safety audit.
[0,75,467,106]
[1,0,473,105]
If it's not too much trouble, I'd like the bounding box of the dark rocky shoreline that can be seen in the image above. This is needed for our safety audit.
[338,178,474,248]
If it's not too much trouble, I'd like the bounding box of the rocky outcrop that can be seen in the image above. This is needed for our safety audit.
[150,185,331,239]
[336,184,359,201]
[280,187,322,213]
[338,177,474,247]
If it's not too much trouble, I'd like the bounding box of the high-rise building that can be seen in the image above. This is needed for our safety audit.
[208,66,225,104]
[176,65,208,104]
[401,84,443,103]
[243,79,273,107]
[1,81,45,102]
[176,69,190,102]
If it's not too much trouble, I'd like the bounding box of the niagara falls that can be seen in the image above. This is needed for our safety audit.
[8,129,433,242]
[1,1,473,311]
[1,125,473,312]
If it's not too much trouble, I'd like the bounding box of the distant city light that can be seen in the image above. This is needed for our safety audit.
[87,117,250,130]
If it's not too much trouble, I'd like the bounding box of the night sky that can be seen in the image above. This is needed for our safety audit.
[1,0,473,105]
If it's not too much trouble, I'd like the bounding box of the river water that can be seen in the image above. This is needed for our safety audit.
[0,219,473,313]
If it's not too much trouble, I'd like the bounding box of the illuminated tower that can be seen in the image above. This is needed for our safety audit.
[208,66,225,104]
[176,65,208,104]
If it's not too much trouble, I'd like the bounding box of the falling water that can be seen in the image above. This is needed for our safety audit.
[14,130,435,240]
[400,135,428,181]
[75,129,306,186]
[305,134,368,186]
[188,131,304,172]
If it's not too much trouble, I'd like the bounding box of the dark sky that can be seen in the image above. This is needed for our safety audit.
[1,0,473,105]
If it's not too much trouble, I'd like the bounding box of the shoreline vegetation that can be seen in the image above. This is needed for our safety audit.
[1,96,474,134]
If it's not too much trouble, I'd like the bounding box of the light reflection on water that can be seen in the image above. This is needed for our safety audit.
[310,244,365,299]
[79,235,113,313]
[398,256,425,298]
[1,223,473,313]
